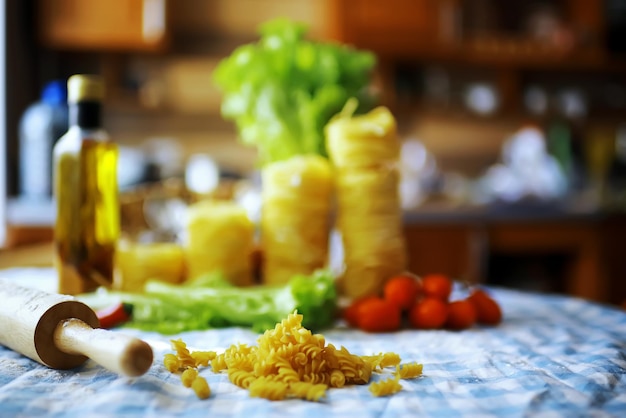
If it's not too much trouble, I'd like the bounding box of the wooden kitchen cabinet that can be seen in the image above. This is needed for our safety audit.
[37,0,169,52]
[329,0,608,65]
[329,0,457,58]
[327,0,621,113]
[487,221,606,302]
[404,223,480,282]
[402,211,625,305]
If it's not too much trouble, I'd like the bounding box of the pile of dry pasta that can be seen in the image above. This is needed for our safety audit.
[163,311,423,400]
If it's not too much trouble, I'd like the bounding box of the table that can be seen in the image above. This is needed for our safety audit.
[0,268,625,417]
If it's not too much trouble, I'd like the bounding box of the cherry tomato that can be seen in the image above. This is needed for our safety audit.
[383,274,421,311]
[342,295,379,328]
[357,297,402,333]
[468,289,502,325]
[408,297,448,329]
[96,302,133,329]
[445,299,477,330]
[422,274,453,301]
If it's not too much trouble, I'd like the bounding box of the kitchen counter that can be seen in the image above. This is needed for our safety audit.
[0,242,53,269]
[0,268,624,417]
[2,200,624,305]
[403,202,626,306]
[403,198,608,224]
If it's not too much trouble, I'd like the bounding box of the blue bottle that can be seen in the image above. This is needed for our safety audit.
[19,80,69,199]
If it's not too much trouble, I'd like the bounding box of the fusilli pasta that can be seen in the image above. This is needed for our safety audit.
[289,382,328,402]
[361,352,401,371]
[163,310,424,402]
[191,376,211,399]
[249,377,289,401]
[396,362,423,379]
[163,339,212,400]
[369,375,402,397]
[181,368,199,388]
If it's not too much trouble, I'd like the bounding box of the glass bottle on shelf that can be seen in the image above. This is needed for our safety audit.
[18,80,68,200]
[53,75,120,295]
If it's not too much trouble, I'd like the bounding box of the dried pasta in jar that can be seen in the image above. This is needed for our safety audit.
[114,239,185,292]
[325,106,407,298]
[261,155,333,285]
[184,200,255,286]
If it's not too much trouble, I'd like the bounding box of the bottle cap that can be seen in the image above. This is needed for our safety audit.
[67,75,104,103]
[42,80,67,105]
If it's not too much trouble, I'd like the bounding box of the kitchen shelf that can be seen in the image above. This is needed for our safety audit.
[37,0,170,52]
[328,0,626,113]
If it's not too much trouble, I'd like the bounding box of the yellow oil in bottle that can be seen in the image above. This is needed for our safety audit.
[53,75,120,295]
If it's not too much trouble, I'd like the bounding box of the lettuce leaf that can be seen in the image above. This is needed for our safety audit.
[213,18,376,165]
[79,270,337,334]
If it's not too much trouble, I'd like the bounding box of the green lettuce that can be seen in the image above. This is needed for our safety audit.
[79,269,337,334]
[213,18,376,164]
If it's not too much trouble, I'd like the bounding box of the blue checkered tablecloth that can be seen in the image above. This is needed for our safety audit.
[0,268,625,417]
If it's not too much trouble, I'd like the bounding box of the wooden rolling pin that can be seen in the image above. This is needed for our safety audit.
[0,279,153,377]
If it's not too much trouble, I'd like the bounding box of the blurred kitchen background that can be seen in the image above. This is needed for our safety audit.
[2,0,626,305]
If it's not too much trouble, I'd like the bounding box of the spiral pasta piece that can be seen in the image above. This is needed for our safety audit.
[369,375,402,397]
[249,378,289,401]
[164,340,213,400]
[181,368,199,388]
[396,362,424,379]
[191,376,211,399]
[191,350,217,367]
[362,352,402,371]
[170,339,195,369]
[289,382,328,402]
[228,369,256,389]
[163,353,180,373]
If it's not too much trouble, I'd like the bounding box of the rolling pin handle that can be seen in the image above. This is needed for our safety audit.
[54,318,154,377]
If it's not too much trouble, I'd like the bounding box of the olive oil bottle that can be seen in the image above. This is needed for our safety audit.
[53,75,119,295]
